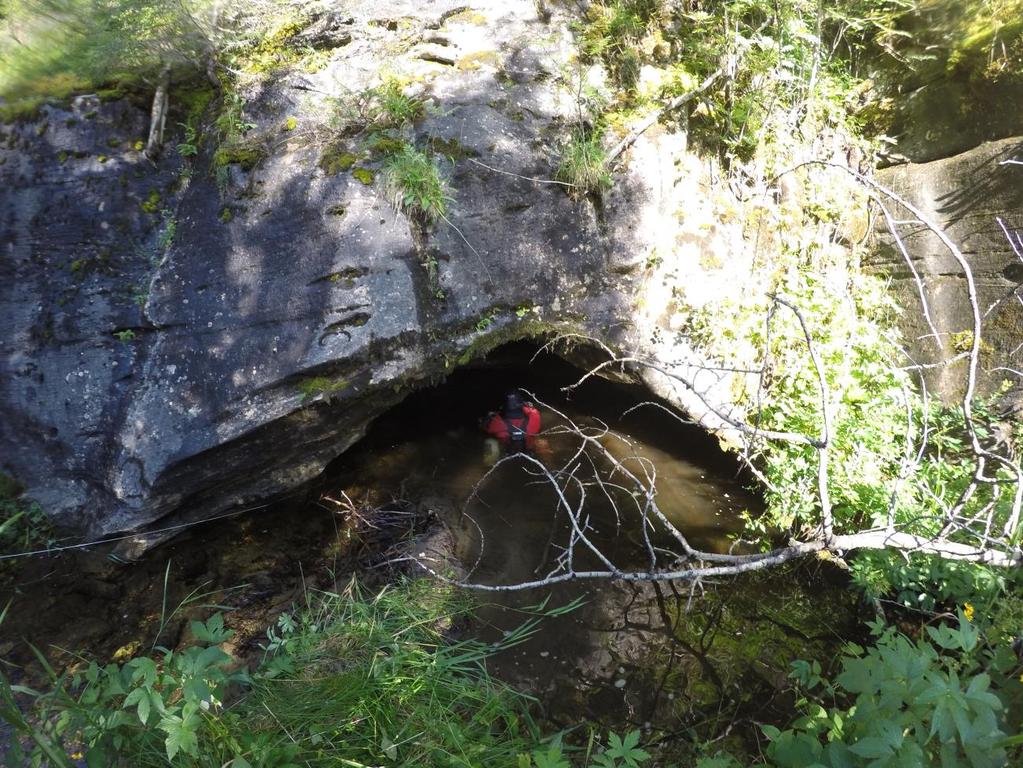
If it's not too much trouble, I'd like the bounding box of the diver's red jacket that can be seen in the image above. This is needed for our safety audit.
[482,405,541,444]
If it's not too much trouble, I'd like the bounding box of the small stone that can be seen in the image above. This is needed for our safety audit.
[614,678,626,689]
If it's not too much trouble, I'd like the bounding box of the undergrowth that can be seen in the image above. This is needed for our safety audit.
[2,579,651,767]
[0,471,53,561]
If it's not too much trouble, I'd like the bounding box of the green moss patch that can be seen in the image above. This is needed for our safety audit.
[296,375,349,401]
[368,134,407,156]
[456,50,500,71]
[427,136,479,160]
[444,8,488,25]
[351,167,375,185]
[319,147,358,175]
[213,142,267,171]
[0,96,47,123]
[140,190,162,214]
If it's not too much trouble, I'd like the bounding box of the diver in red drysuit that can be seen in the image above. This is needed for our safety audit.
[481,391,541,453]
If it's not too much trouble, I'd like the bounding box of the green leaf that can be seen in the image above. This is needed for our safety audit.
[531,744,569,768]
[159,713,200,760]
[196,645,230,672]
[123,686,151,725]
[85,746,108,768]
[848,737,893,759]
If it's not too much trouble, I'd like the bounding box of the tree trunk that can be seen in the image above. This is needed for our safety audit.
[144,63,171,161]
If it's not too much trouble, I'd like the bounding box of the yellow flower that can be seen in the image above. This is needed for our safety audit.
[70,752,83,761]
[963,603,975,622]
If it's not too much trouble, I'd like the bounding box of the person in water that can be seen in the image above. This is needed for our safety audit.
[480,391,541,461]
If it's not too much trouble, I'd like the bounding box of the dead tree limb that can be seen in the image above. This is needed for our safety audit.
[144,63,172,161]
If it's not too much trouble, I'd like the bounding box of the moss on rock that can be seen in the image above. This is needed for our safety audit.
[319,148,358,175]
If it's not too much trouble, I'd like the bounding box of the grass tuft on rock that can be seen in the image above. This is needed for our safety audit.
[382,145,450,222]
[556,128,611,197]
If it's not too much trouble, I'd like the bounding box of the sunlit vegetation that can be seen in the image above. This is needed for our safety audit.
[381,144,450,223]
[557,127,612,197]
[2,0,1022,765]
[2,580,652,767]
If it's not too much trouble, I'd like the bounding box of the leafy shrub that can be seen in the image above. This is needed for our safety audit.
[578,1,660,91]
[850,551,1010,613]
[6,581,606,767]
[700,613,1022,767]
[0,0,217,100]
[3,613,244,766]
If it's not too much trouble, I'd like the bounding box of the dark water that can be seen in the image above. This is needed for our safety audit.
[1,342,864,757]
[320,344,865,751]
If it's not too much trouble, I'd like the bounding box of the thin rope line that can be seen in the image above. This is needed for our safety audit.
[467,157,575,187]
[0,503,270,562]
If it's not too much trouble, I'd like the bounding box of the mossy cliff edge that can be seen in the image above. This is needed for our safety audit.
[0,0,1020,550]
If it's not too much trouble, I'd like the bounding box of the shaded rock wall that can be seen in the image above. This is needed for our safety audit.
[871,137,1023,401]
[2,0,728,544]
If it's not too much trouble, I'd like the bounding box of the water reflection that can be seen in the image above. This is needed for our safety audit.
[324,349,862,751]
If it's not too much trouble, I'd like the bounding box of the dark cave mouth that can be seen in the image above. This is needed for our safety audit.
[319,338,753,493]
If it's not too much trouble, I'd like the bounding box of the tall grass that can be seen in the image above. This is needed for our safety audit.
[382,144,451,222]
[2,578,552,767]
[227,580,547,767]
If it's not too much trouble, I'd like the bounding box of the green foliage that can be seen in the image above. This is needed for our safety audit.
[556,128,611,197]
[0,0,215,101]
[475,311,497,332]
[382,144,450,222]
[574,0,915,161]
[210,89,265,173]
[850,551,1010,612]
[176,122,199,157]
[765,615,1015,768]
[371,78,424,128]
[233,11,309,75]
[0,582,597,767]
[113,329,136,342]
[319,78,424,139]
[0,472,53,557]
[141,190,162,214]
[19,613,246,765]
[525,729,651,768]
[0,94,48,122]
[699,610,1022,768]
[578,1,660,91]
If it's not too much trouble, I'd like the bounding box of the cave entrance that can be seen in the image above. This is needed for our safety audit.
[313,340,866,737]
[318,338,759,559]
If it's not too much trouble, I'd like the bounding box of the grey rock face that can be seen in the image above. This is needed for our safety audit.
[0,1,639,543]
[871,137,1023,400]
